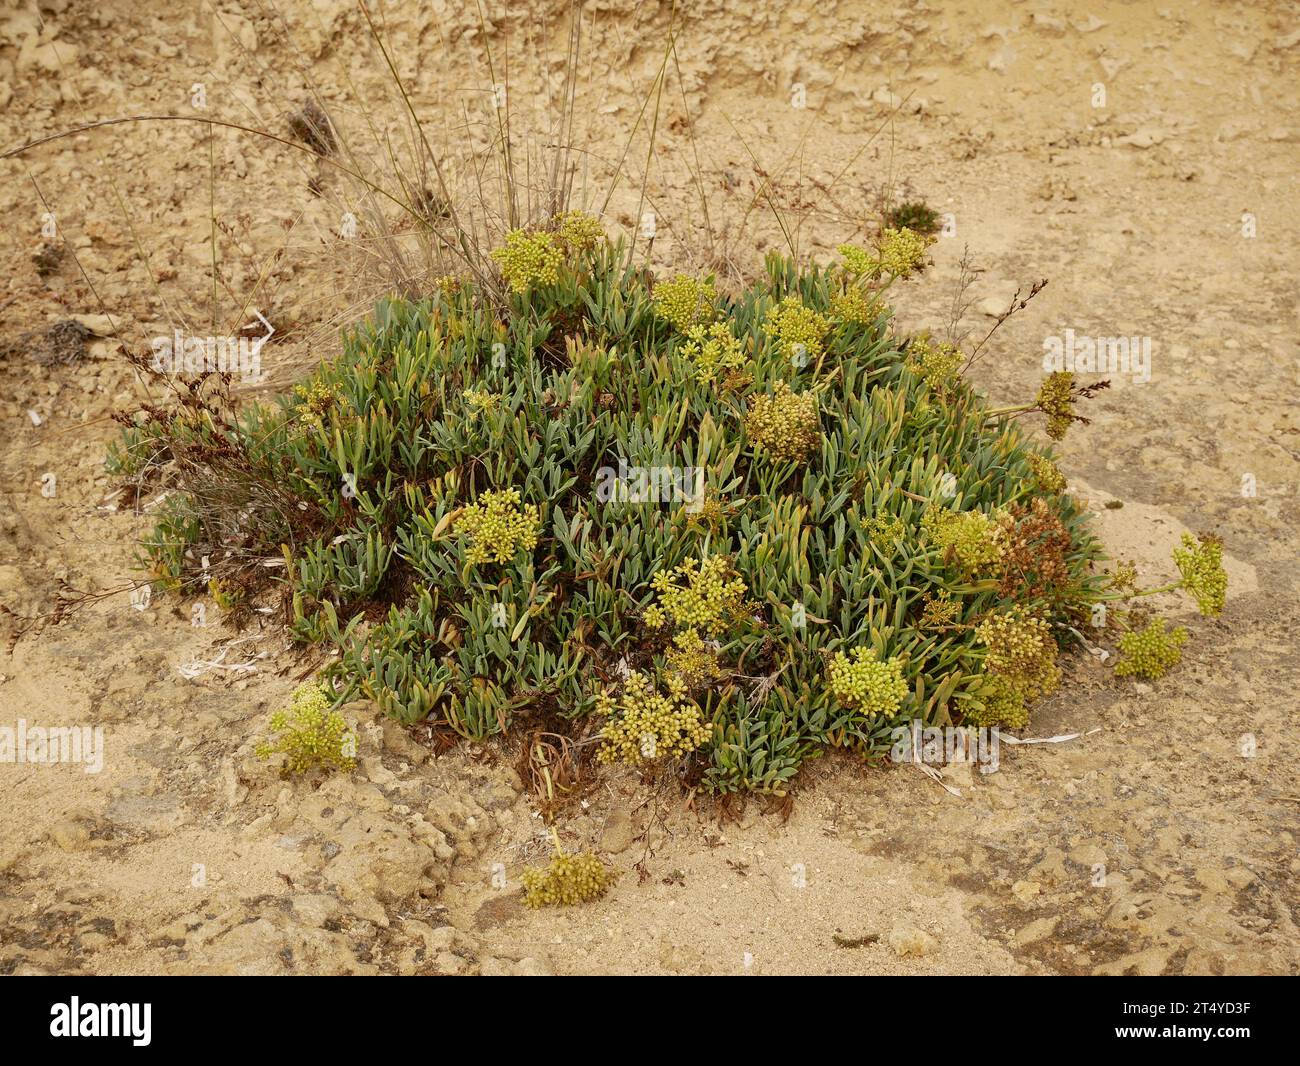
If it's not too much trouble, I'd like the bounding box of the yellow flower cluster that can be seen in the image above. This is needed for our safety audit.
[1114,617,1188,679]
[1107,561,1139,596]
[877,227,932,277]
[962,675,1030,729]
[457,487,541,565]
[462,387,501,415]
[433,274,462,297]
[865,512,906,548]
[674,488,726,534]
[837,243,875,276]
[255,682,356,776]
[521,850,609,908]
[1028,453,1067,493]
[1172,533,1227,617]
[923,507,1005,572]
[555,209,605,254]
[975,611,1061,704]
[764,296,832,364]
[830,286,876,324]
[745,380,820,462]
[293,378,345,433]
[491,229,563,293]
[644,554,747,637]
[681,321,747,385]
[918,591,961,630]
[597,670,710,764]
[1036,371,1076,441]
[827,647,908,715]
[665,627,721,685]
[908,334,963,389]
[653,274,716,332]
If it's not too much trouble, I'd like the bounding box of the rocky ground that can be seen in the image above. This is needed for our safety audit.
[1,0,1297,974]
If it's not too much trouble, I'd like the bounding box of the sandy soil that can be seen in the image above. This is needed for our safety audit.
[1,0,1297,975]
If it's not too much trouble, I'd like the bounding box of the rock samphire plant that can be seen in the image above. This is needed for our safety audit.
[115,215,1225,794]
[255,682,357,776]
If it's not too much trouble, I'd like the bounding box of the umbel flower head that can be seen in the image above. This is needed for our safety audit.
[644,554,747,638]
[1027,452,1067,493]
[255,682,356,776]
[653,274,716,332]
[554,209,605,254]
[521,849,609,907]
[432,274,462,297]
[462,387,501,415]
[877,227,933,277]
[922,507,1005,573]
[975,610,1062,704]
[1036,371,1077,441]
[457,487,541,566]
[962,675,1029,729]
[1172,532,1227,616]
[827,647,908,716]
[491,229,562,293]
[907,333,963,390]
[1106,560,1139,596]
[830,286,875,324]
[680,321,747,385]
[293,378,345,433]
[596,670,710,764]
[744,380,820,462]
[665,627,721,685]
[918,591,961,630]
[673,487,728,534]
[763,296,832,364]
[836,242,875,277]
[865,512,906,549]
[1114,617,1188,679]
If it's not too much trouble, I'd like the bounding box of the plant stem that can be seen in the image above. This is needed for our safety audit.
[983,403,1035,419]
[1134,582,1184,597]
[1093,580,1184,603]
